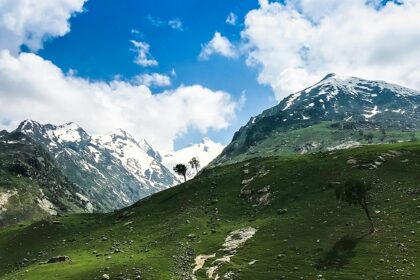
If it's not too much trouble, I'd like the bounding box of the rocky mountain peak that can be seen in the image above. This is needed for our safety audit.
[0,130,8,138]
[107,128,130,139]
[17,119,43,134]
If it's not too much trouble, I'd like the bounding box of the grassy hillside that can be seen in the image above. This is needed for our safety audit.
[0,142,419,279]
[215,121,420,165]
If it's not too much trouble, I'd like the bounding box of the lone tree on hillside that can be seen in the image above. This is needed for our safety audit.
[332,178,375,233]
[189,157,200,175]
[173,164,188,183]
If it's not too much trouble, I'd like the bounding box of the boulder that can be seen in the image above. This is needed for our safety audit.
[277,209,288,215]
[346,159,357,165]
[47,256,70,264]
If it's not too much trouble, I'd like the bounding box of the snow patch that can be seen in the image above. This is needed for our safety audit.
[283,92,302,110]
[193,254,216,276]
[363,106,381,119]
[221,227,257,252]
[192,227,257,280]
[52,123,83,143]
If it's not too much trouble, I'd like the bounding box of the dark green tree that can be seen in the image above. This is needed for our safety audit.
[188,157,200,175]
[333,178,375,233]
[173,164,188,182]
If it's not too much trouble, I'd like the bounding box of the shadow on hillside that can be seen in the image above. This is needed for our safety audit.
[316,234,367,269]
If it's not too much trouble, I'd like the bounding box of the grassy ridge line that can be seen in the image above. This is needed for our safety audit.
[0,142,419,279]
[215,121,420,165]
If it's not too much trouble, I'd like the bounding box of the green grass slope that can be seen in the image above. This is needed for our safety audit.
[0,142,419,280]
[214,121,420,165]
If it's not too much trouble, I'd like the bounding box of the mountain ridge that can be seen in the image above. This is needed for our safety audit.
[214,74,420,165]
[14,120,179,211]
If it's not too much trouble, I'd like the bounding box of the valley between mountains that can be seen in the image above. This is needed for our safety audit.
[0,75,420,280]
[0,121,223,226]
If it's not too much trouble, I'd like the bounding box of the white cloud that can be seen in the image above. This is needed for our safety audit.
[0,51,239,151]
[146,15,164,27]
[147,16,184,30]
[242,0,420,101]
[0,0,86,54]
[134,73,171,87]
[131,40,158,67]
[0,0,239,152]
[168,18,183,30]
[199,32,237,60]
[226,12,238,26]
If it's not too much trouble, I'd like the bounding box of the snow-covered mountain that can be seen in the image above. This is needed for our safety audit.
[92,129,177,189]
[268,73,420,121]
[163,138,224,179]
[15,120,179,211]
[215,74,420,164]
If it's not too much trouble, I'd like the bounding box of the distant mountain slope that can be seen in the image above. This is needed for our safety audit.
[15,120,179,211]
[0,131,89,226]
[163,138,224,179]
[214,74,420,165]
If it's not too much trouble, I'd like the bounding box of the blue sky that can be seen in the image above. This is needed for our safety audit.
[38,0,275,149]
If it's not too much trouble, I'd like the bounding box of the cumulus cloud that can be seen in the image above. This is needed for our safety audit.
[199,32,237,60]
[0,0,86,54]
[131,40,158,67]
[134,73,171,87]
[0,51,239,151]
[226,12,238,26]
[0,0,240,152]
[242,0,420,101]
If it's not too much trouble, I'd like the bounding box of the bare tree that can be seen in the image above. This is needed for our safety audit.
[188,157,200,175]
[332,178,375,233]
